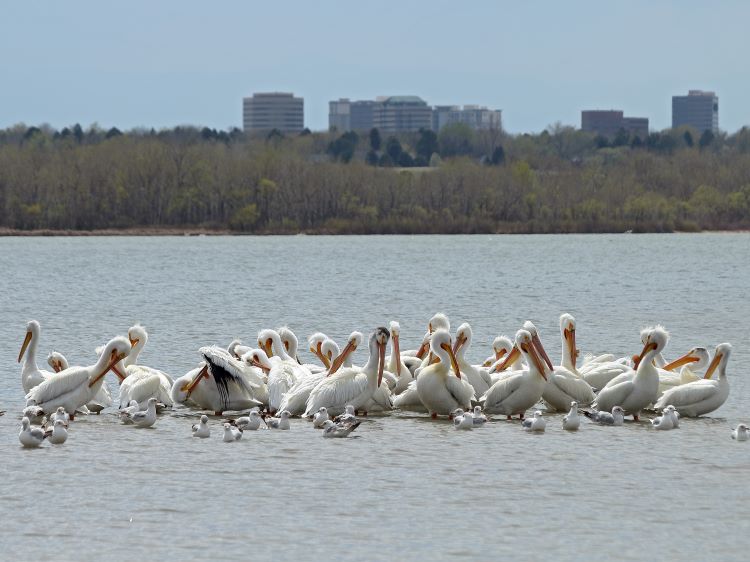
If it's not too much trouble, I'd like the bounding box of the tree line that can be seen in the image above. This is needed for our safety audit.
[1,122,749,234]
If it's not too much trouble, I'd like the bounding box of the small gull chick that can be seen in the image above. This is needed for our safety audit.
[192,415,210,438]
[522,410,546,432]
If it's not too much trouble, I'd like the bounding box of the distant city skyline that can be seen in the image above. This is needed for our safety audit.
[1,1,748,133]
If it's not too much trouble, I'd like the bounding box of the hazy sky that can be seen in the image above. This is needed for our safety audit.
[2,1,748,133]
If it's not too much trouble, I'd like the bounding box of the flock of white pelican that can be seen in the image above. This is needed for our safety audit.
[12,312,745,446]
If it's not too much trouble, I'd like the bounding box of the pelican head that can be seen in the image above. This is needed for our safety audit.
[308,332,328,364]
[47,351,68,373]
[277,327,299,360]
[242,349,273,374]
[373,327,390,387]
[320,339,340,370]
[18,320,41,363]
[636,326,670,367]
[428,313,450,334]
[227,339,243,359]
[453,323,472,355]
[523,321,553,370]
[560,313,579,366]
[128,324,148,350]
[430,328,462,379]
[389,321,403,376]
[89,336,131,388]
[662,346,710,372]
[328,331,365,376]
[515,329,548,381]
[415,331,431,360]
[704,343,732,379]
[257,329,281,359]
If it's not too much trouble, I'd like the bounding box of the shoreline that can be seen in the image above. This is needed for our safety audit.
[1,227,749,237]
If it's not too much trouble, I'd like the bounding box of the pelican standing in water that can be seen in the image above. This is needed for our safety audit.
[657,347,710,396]
[304,327,390,417]
[48,351,113,414]
[415,329,475,418]
[387,321,414,395]
[480,329,549,420]
[18,320,55,393]
[25,337,131,419]
[594,327,668,420]
[654,343,732,417]
[258,328,311,413]
[452,323,493,398]
[117,325,174,408]
[171,346,263,415]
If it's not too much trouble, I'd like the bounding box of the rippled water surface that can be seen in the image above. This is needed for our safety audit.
[1,234,748,561]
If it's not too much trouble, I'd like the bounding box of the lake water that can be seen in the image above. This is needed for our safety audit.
[0,234,748,561]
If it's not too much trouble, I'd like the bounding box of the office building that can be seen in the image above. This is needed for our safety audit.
[672,90,719,133]
[372,96,433,133]
[433,105,502,131]
[581,110,649,139]
[328,99,378,131]
[243,92,304,133]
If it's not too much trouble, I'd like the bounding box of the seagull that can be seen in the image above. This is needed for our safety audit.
[522,410,546,432]
[118,400,140,424]
[471,405,488,426]
[19,417,45,448]
[121,397,157,428]
[223,422,243,442]
[562,401,580,430]
[582,406,625,426]
[333,404,358,425]
[232,410,266,431]
[313,407,330,428]
[321,419,361,438]
[453,409,474,430]
[192,415,210,438]
[651,408,675,430]
[731,424,749,441]
[44,419,68,444]
[267,410,291,430]
[50,406,70,428]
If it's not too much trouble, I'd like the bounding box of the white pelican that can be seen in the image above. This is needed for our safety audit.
[267,410,291,429]
[654,343,732,417]
[415,329,475,418]
[582,406,625,426]
[452,323,493,398]
[25,337,131,419]
[278,326,302,364]
[388,321,414,395]
[171,347,263,415]
[522,411,546,432]
[305,332,330,372]
[279,333,363,416]
[121,397,158,428]
[540,315,595,412]
[192,415,210,438]
[593,327,668,420]
[322,419,360,438]
[231,410,266,431]
[223,423,243,442]
[651,405,677,430]
[453,409,474,430]
[562,401,580,430]
[18,320,55,393]
[44,420,69,444]
[313,407,330,428]
[732,424,749,441]
[19,417,45,448]
[48,351,113,414]
[482,336,514,367]
[118,325,174,408]
[259,329,311,413]
[304,327,390,417]
[480,329,548,419]
[487,336,524,383]
[657,347,710,395]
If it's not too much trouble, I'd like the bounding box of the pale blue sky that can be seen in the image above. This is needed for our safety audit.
[1,1,748,133]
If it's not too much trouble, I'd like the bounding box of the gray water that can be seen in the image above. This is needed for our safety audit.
[0,234,748,561]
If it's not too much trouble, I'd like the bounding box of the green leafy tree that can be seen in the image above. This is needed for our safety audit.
[438,123,474,157]
[386,136,402,162]
[699,130,715,149]
[369,128,381,151]
[490,145,505,165]
[683,130,694,147]
[416,128,438,161]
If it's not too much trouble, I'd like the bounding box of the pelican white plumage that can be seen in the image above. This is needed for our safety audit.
[48,351,113,414]
[562,401,580,430]
[259,329,311,413]
[192,415,211,438]
[25,337,131,419]
[171,347,263,415]
[582,406,625,426]
[452,323,493,398]
[44,419,69,444]
[593,327,668,420]
[305,332,330,373]
[540,315,596,412]
[482,336,514,368]
[117,325,174,408]
[732,424,749,441]
[522,411,546,432]
[480,329,548,419]
[19,417,45,448]
[654,343,732,417]
[278,326,302,364]
[304,327,390,417]
[280,333,363,416]
[18,320,55,393]
[415,329,475,418]
[388,321,414,395]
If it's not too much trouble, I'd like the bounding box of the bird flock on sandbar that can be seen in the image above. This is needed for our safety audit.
[12,312,746,447]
